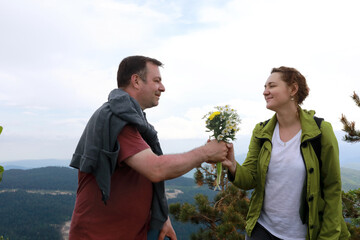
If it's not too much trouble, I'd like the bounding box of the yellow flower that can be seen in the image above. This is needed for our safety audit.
[208,111,220,120]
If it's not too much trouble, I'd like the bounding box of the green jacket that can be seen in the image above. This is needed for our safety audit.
[231,108,350,239]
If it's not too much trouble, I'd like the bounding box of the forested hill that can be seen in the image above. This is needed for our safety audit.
[0,166,196,191]
[341,167,360,192]
[0,167,214,240]
[0,167,77,240]
[0,167,216,240]
[0,167,359,239]
[0,166,78,190]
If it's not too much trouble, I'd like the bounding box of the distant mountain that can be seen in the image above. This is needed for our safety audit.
[341,167,360,192]
[1,164,359,192]
[0,159,70,170]
[2,145,358,173]
[0,166,77,191]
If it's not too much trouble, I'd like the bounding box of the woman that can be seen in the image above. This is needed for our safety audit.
[223,67,350,239]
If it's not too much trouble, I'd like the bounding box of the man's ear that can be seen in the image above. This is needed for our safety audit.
[130,74,141,90]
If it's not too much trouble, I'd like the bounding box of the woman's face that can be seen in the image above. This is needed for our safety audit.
[263,72,294,112]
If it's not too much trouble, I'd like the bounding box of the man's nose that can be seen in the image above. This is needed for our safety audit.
[159,82,165,92]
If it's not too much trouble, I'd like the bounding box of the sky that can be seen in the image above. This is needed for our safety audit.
[0,0,360,163]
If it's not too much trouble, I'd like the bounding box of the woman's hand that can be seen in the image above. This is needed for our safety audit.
[222,143,237,176]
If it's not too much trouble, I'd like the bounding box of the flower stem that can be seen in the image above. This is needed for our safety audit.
[215,162,222,190]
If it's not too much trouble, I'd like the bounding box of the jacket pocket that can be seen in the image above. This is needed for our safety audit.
[317,195,325,223]
[312,192,325,238]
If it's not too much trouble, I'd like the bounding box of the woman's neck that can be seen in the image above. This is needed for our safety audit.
[276,105,300,128]
[276,106,302,142]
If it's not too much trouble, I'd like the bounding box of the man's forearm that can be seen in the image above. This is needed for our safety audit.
[155,147,208,181]
[124,140,227,183]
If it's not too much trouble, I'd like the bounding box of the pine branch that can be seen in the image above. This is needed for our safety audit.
[197,213,218,230]
[200,165,216,177]
[341,92,360,142]
[341,114,360,143]
[352,91,360,107]
[214,195,227,209]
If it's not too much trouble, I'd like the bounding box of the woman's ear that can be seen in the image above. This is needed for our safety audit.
[291,82,299,97]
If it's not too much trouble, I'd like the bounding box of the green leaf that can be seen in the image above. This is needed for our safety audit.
[0,126,2,134]
[0,165,4,182]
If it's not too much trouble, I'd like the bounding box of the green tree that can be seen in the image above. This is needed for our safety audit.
[342,189,360,239]
[169,164,249,240]
[341,91,360,142]
[340,92,360,239]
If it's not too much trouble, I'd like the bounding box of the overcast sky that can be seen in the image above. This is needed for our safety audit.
[1,0,360,162]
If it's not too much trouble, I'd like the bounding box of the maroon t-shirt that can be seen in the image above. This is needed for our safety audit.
[69,125,152,240]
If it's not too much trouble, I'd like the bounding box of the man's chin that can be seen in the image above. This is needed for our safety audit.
[146,102,159,109]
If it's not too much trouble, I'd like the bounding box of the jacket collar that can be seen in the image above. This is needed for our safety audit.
[255,107,321,143]
[298,108,322,142]
[256,114,277,141]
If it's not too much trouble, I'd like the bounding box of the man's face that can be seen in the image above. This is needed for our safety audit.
[137,62,165,110]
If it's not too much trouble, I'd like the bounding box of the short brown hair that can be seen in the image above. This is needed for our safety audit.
[271,66,309,105]
[117,55,163,88]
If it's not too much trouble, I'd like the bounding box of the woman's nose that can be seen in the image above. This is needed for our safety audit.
[263,88,269,96]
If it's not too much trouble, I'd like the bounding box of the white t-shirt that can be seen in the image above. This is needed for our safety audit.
[258,122,307,240]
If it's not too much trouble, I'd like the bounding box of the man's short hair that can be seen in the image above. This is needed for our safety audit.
[117,55,163,88]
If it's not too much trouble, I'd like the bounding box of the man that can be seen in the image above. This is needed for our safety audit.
[69,56,228,240]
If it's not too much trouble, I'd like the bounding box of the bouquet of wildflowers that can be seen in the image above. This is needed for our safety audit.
[203,105,241,190]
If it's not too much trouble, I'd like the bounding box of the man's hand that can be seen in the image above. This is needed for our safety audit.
[158,217,177,240]
[204,139,228,163]
[205,142,237,175]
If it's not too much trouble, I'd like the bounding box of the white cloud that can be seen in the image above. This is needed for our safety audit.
[155,116,205,139]
[1,0,360,161]
[147,0,360,132]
